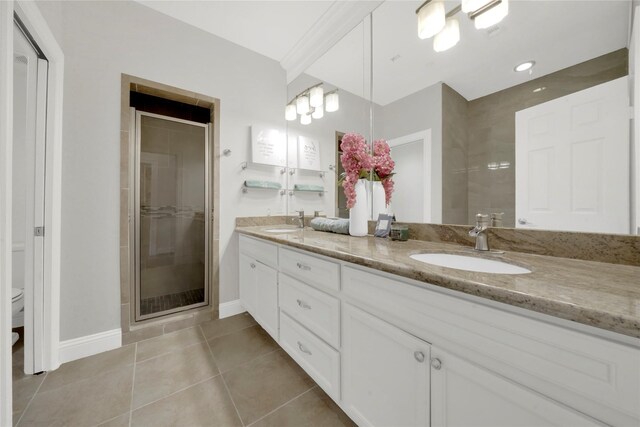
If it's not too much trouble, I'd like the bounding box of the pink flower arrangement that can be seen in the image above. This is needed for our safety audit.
[340,133,373,209]
[339,133,395,209]
[372,139,395,205]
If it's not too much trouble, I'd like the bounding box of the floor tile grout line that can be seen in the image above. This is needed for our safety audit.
[14,371,48,427]
[128,342,138,427]
[217,347,282,376]
[129,373,221,414]
[245,385,319,427]
[201,324,245,427]
[134,337,208,365]
[202,321,258,342]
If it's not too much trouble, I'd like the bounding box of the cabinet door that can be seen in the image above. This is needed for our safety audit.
[253,262,278,340]
[239,253,257,316]
[342,303,430,427]
[431,346,602,427]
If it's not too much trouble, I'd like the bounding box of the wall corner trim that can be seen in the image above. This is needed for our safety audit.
[219,300,245,319]
[58,328,122,364]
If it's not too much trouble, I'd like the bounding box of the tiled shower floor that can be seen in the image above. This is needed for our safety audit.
[12,313,355,426]
[140,288,205,315]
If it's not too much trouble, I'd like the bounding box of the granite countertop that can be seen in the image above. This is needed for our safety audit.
[236,225,640,340]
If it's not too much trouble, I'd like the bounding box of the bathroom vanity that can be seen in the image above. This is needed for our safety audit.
[236,225,640,427]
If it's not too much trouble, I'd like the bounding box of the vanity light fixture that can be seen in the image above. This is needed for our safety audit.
[433,17,460,52]
[417,0,509,52]
[285,83,339,123]
[514,60,535,72]
[325,91,339,112]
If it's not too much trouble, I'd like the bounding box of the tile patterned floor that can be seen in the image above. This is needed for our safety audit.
[12,314,355,427]
[140,288,205,315]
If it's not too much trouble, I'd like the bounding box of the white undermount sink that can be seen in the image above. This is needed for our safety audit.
[410,253,531,275]
[264,227,299,233]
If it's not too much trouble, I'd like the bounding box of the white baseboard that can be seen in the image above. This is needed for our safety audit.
[58,328,121,364]
[219,299,245,319]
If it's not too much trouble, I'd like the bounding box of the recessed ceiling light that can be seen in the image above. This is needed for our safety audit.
[514,60,535,72]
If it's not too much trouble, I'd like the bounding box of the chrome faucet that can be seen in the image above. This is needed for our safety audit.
[296,210,305,228]
[469,214,490,251]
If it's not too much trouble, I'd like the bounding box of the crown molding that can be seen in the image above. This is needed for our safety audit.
[281,0,383,84]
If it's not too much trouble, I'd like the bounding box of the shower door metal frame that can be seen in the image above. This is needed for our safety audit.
[133,110,211,322]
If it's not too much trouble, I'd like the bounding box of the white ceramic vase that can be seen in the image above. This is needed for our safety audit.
[349,179,369,236]
[371,181,386,220]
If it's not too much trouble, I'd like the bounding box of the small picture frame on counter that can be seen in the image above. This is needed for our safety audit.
[374,214,393,238]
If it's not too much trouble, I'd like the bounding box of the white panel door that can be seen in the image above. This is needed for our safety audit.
[342,303,430,427]
[253,262,278,340]
[516,77,630,233]
[431,346,603,427]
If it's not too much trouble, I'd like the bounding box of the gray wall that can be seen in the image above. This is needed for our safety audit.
[36,1,286,341]
[442,84,468,225]
[375,83,443,222]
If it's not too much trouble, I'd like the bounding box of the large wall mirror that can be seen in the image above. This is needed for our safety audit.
[286,1,638,236]
[285,16,372,219]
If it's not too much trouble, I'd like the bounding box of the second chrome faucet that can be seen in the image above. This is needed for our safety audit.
[469,213,490,251]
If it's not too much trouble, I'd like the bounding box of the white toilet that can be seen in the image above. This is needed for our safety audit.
[11,288,24,346]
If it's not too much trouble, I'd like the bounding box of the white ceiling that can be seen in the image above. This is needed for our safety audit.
[136,0,631,105]
[135,0,334,61]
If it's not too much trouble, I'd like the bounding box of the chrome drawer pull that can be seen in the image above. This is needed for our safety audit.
[296,262,311,271]
[414,351,425,363]
[296,299,311,310]
[297,341,312,355]
[250,263,256,269]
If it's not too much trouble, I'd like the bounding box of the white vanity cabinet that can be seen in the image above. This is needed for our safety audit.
[237,234,640,427]
[238,236,279,340]
[342,303,431,427]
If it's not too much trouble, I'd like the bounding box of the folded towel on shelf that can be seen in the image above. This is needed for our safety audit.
[294,184,324,192]
[310,217,350,235]
[244,180,282,190]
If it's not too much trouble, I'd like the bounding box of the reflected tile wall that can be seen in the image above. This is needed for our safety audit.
[466,48,628,227]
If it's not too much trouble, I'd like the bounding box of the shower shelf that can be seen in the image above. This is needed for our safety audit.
[242,185,286,195]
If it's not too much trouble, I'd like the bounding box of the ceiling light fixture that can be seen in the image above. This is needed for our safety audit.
[417,0,508,52]
[284,84,339,123]
[514,60,535,72]
[417,0,446,39]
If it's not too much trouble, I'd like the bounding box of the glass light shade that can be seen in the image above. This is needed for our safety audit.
[474,0,508,29]
[285,104,296,121]
[417,1,445,40]
[433,18,460,52]
[309,86,324,108]
[312,105,324,119]
[296,95,310,115]
[300,113,312,125]
[325,92,339,112]
[461,0,492,13]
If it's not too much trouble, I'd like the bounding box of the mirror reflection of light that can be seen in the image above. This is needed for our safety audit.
[487,161,510,170]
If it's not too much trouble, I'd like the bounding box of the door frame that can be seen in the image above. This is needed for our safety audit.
[0,1,63,423]
[387,129,434,223]
[133,110,211,321]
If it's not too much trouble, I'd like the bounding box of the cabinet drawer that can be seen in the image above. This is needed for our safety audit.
[279,273,340,348]
[343,265,640,426]
[279,247,340,292]
[239,235,278,269]
[279,311,340,401]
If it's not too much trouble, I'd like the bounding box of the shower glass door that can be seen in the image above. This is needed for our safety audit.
[135,111,209,320]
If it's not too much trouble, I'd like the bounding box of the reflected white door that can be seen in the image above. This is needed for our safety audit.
[515,77,630,233]
[388,130,432,223]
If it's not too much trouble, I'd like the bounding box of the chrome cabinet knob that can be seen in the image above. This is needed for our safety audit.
[296,262,311,271]
[296,299,311,310]
[518,218,528,225]
[250,263,256,269]
[297,341,312,355]
[431,358,442,370]
[414,351,425,363]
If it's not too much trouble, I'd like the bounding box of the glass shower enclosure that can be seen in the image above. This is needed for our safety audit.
[134,111,210,320]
